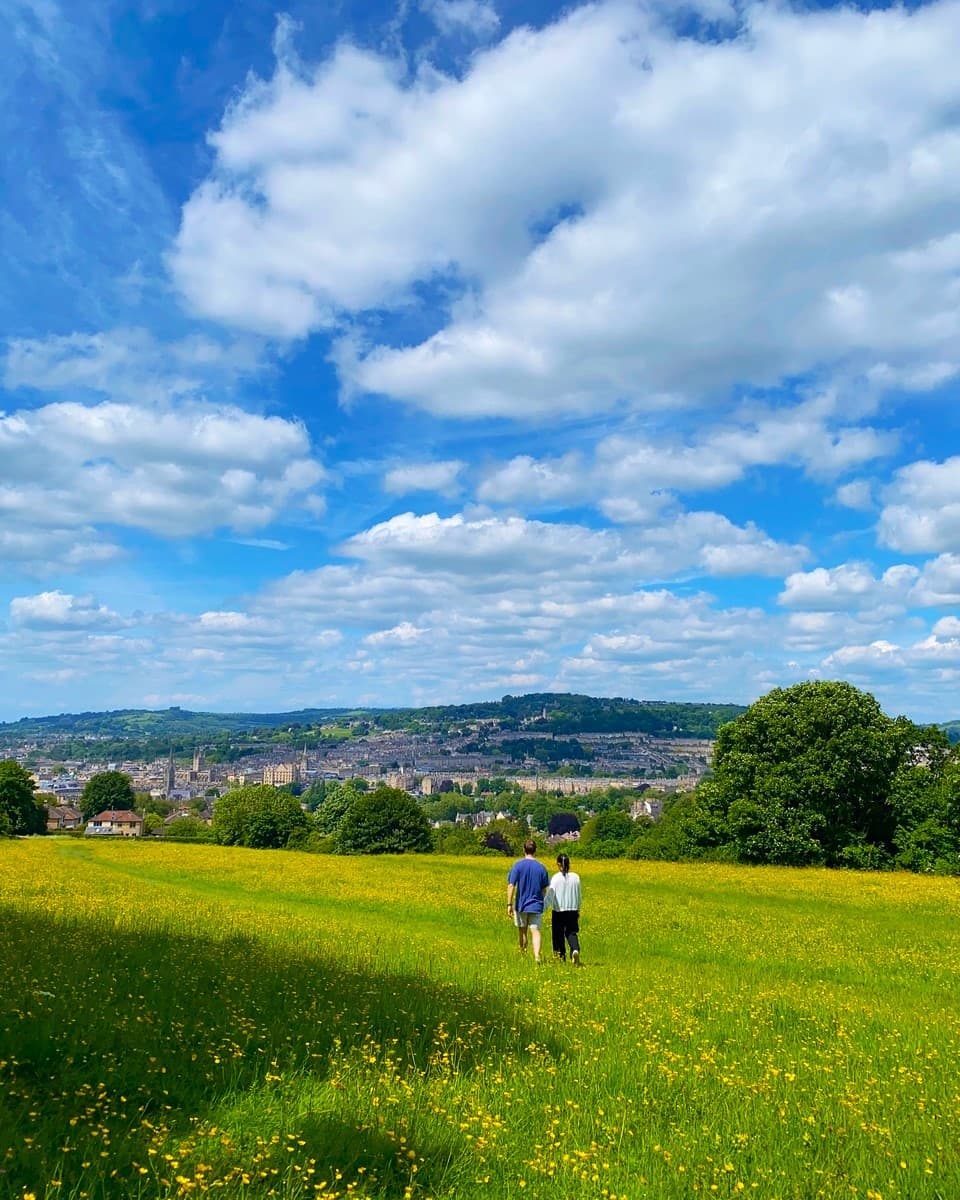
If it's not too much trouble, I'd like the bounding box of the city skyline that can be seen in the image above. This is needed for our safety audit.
[3,0,960,724]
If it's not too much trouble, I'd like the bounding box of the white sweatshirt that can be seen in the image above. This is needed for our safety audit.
[548,870,582,912]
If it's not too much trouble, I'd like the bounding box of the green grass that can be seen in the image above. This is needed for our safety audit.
[2,840,959,1200]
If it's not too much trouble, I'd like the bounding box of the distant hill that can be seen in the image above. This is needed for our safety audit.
[0,693,746,758]
[0,705,365,741]
[943,721,960,745]
[0,706,369,761]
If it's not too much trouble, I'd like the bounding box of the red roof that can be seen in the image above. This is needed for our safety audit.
[91,810,143,823]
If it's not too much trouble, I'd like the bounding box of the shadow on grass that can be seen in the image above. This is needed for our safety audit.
[0,904,559,1197]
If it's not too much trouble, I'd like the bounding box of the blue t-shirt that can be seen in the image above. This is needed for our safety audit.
[508,857,549,912]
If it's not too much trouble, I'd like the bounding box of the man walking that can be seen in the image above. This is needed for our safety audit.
[506,839,549,964]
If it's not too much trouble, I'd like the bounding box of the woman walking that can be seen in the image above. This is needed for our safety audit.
[549,853,583,965]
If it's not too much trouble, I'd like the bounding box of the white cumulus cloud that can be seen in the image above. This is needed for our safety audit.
[878,456,960,553]
[778,562,918,612]
[173,1,960,419]
[0,396,326,565]
[10,590,125,630]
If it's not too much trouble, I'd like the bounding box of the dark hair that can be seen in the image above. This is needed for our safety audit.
[556,853,570,875]
[523,838,537,855]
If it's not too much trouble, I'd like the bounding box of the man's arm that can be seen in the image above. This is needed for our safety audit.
[506,880,516,914]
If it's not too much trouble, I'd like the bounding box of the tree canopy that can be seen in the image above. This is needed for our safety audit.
[314,780,368,835]
[0,760,45,836]
[212,785,308,850]
[80,771,137,822]
[577,808,637,858]
[432,824,485,855]
[710,681,937,866]
[334,786,433,855]
[479,817,528,856]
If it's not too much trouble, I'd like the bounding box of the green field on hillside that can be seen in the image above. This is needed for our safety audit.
[2,841,959,1199]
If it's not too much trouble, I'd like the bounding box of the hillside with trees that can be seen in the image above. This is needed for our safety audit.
[0,693,746,761]
[371,693,746,737]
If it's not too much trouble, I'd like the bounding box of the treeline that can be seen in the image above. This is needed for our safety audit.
[369,693,746,737]
[27,735,317,765]
[202,778,629,858]
[211,781,433,854]
[7,681,959,874]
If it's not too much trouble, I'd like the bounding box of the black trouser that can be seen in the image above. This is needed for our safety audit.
[551,910,580,959]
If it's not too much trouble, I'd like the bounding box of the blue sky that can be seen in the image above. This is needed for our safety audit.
[3,0,960,724]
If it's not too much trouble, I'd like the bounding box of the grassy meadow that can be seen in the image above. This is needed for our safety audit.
[2,840,959,1200]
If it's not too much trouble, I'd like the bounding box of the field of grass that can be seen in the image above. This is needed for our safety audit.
[2,841,960,1200]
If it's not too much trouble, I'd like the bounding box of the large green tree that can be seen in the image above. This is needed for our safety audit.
[212,785,308,849]
[314,780,367,835]
[334,786,432,855]
[0,760,45,836]
[711,681,935,867]
[80,771,137,822]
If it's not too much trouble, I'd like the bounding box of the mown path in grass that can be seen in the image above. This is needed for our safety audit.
[2,839,959,1200]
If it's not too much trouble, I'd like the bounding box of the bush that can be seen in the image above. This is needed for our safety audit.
[163,817,213,842]
[479,818,527,857]
[286,826,335,854]
[578,809,635,857]
[628,789,730,862]
[838,838,891,872]
[212,785,308,850]
[335,787,433,855]
[894,818,960,874]
[433,824,483,855]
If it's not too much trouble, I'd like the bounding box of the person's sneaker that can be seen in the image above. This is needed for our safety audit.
[572,950,581,966]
